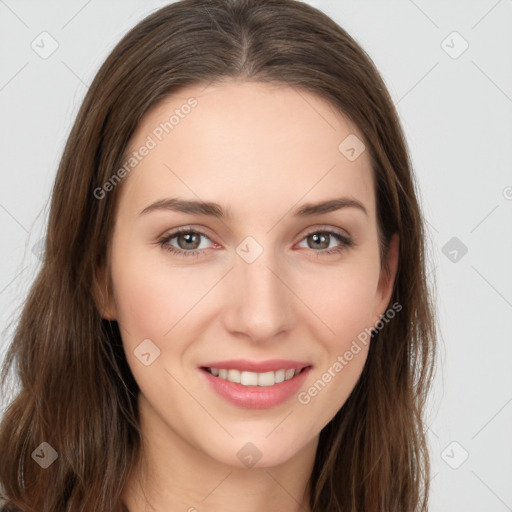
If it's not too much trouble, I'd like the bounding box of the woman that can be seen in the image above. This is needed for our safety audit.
[0,0,437,510]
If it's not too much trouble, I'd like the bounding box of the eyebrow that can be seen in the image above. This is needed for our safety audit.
[138,197,368,218]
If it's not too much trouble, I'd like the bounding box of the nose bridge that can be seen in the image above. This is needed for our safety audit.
[224,240,293,340]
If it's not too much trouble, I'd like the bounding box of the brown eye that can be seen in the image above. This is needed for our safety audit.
[158,228,213,258]
[298,229,354,257]
[306,232,330,250]
[175,232,202,250]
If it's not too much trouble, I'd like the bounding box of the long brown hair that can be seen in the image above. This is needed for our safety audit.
[0,1,437,510]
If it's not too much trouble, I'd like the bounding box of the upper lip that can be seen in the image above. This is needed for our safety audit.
[200,359,312,373]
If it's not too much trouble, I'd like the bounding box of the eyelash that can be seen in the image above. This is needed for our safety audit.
[157,227,354,259]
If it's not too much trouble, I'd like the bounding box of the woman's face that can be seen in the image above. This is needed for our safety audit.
[96,81,398,468]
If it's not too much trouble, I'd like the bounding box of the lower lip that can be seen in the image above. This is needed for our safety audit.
[199,367,312,409]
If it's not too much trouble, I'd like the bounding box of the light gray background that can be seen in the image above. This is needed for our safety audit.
[1,1,511,511]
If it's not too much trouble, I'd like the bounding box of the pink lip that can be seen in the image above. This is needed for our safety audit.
[198,365,312,409]
[199,359,310,373]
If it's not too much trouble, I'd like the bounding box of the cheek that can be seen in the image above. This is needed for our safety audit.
[292,256,378,411]
[109,254,201,400]
[112,267,171,342]
[300,255,380,342]
[110,242,211,343]
[293,271,377,431]
[328,281,377,344]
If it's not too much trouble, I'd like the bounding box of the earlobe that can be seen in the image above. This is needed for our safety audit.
[92,265,117,321]
[374,232,400,321]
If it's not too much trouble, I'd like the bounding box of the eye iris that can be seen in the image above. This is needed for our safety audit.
[309,233,329,249]
[178,232,200,250]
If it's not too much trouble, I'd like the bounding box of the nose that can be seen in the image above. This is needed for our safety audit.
[222,247,295,343]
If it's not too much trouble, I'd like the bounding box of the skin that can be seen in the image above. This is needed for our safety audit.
[94,80,399,512]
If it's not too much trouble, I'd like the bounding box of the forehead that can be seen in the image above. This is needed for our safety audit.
[118,81,375,221]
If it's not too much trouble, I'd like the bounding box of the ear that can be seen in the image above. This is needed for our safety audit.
[92,264,117,321]
[373,232,399,324]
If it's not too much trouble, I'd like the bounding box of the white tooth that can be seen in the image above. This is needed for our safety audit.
[227,369,241,383]
[258,371,276,386]
[285,369,295,380]
[213,368,299,386]
[274,369,285,383]
[240,371,258,386]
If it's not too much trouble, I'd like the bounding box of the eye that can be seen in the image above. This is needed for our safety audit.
[158,227,214,258]
[297,229,354,256]
[157,227,354,258]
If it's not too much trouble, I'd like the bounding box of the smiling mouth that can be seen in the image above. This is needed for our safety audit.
[200,366,311,387]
